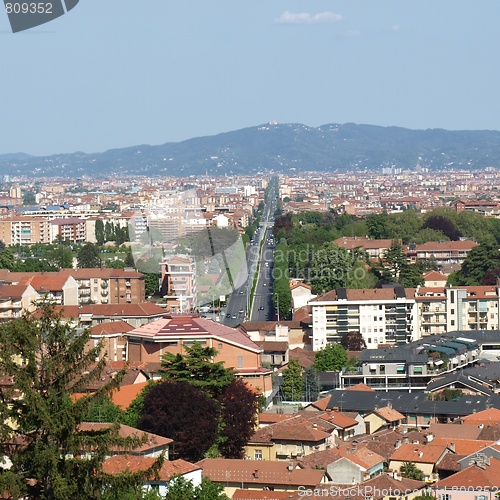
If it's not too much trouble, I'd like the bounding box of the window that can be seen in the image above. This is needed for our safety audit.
[254,449,262,460]
[451,320,455,326]
[450,291,455,304]
[413,366,423,374]
[439,495,451,500]
[476,496,487,500]
[380,365,385,374]
[397,365,405,373]
[218,343,223,349]
[238,356,243,368]
[451,309,454,314]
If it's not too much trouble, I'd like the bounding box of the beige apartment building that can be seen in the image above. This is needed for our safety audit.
[0,217,51,245]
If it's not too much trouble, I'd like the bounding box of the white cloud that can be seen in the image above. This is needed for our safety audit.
[274,11,343,25]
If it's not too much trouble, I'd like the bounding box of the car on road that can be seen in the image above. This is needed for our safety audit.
[263,283,267,286]
[239,290,244,294]
[259,306,265,310]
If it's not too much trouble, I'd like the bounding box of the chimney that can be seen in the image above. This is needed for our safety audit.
[332,407,339,412]
[287,462,293,471]
[403,437,409,444]
[395,439,401,449]
[426,432,434,443]
[388,402,393,409]
[352,443,357,455]
[419,451,424,458]
[449,442,455,453]
[253,469,259,479]
[393,470,401,481]
[313,423,318,429]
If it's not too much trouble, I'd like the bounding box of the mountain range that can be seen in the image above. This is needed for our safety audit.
[2,122,500,178]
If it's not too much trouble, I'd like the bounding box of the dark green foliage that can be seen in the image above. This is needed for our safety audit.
[139,381,220,462]
[303,366,320,402]
[282,359,304,401]
[83,394,124,423]
[95,219,105,245]
[145,273,160,297]
[400,461,425,481]
[0,301,159,499]
[165,476,228,500]
[77,242,101,268]
[218,378,258,459]
[314,343,348,372]
[160,342,234,398]
[272,240,292,320]
[452,240,500,286]
[422,215,461,240]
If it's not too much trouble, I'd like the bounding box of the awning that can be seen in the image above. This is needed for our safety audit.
[434,360,444,366]
[369,364,377,370]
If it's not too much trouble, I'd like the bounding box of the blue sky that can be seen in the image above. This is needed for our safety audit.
[1,1,499,156]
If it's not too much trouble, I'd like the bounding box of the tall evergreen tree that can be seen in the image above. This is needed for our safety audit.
[77,242,101,269]
[0,301,160,499]
[281,359,304,401]
[160,342,234,398]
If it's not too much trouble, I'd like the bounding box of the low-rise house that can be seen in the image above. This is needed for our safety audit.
[433,455,500,500]
[102,455,201,496]
[245,415,333,461]
[389,443,451,483]
[297,442,385,484]
[196,458,326,497]
[363,405,405,434]
[89,320,133,362]
[0,284,38,322]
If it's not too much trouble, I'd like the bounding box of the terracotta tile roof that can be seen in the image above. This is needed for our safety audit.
[435,457,500,488]
[436,453,465,472]
[258,413,296,425]
[19,274,71,292]
[232,490,297,500]
[257,341,289,352]
[423,270,449,281]
[111,380,151,409]
[91,320,134,336]
[79,423,172,453]
[250,416,331,444]
[389,443,449,464]
[335,443,385,470]
[428,423,483,440]
[53,302,166,318]
[319,412,358,430]
[196,458,325,487]
[0,284,31,299]
[371,406,405,423]
[477,424,500,441]
[102,455,199,481]
[416,240,479,251]
[460,407,500,425]
[345,383,376,392]
[309,396,331,411]
[431,438,494,455]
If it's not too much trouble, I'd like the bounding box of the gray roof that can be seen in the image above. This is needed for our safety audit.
[326,390,500,416]
[425,372,495,396]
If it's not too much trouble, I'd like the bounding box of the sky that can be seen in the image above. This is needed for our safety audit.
[1,1,500,156]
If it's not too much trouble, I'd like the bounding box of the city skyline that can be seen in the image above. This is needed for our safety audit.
[1,1,500,156]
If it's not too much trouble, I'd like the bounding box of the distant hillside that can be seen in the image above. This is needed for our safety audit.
[2,123,500,178]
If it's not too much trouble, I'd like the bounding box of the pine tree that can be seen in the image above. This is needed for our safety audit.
[0,301,161,499]
[160,342,234,398]
[282,359,304,401]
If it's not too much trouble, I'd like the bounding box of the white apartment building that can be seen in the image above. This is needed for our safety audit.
[310,285,500,350]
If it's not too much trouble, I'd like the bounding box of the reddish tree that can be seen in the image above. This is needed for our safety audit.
[340,331,367,351]
[138,381,219,462]
[218,378,258,459]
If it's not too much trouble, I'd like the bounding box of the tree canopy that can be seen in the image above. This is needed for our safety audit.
[314,343,348,372]
[77,242,101,268]
[0,301,160,499]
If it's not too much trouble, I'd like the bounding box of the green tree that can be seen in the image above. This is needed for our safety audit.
[314,343,348,372]
[382,240,407,282]
[453,239,500,285]
[282,359,304,401]
[400,461,425,481]
[77,242,101,268]
[0,302,160,499]
[165,476,228,500]
[303,366,320,402]
[95,219,105,245]
[0,247,15,270]
[145,273,160,297]
[160,342,234,398]
[47,246,74,269]
[366,213,390,239]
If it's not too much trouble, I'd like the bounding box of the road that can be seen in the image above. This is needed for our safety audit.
[222,187,277,327]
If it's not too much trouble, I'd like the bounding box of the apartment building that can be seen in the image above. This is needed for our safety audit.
[412,240,479,266]
[160,256,196,312]
[49,217,88,243]
[124,313,273,396]
[333,236,398,260]
[0,217,51,245]
[59,268,145,305]
[310,287,416,351]
[311,284,500,349]
[0,284,38,322]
